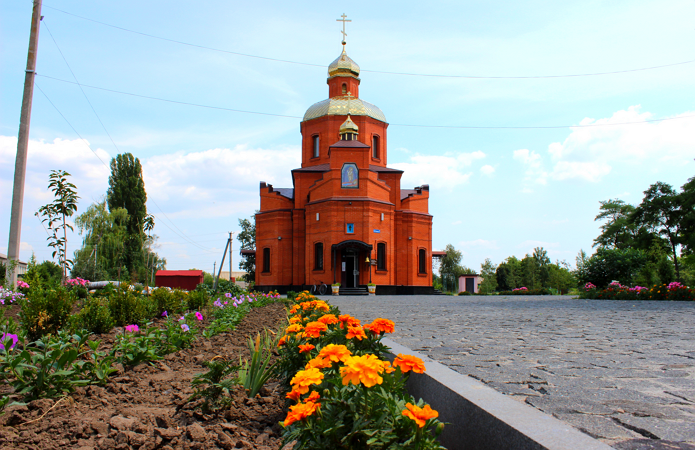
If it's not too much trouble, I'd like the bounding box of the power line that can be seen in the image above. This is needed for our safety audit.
[43,20,122,154]
[37,74,695,130]
[43,4,695,80]
[36,83,219,254]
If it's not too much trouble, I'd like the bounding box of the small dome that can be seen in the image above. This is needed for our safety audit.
[339,115,359,135]
[328,48,360,79]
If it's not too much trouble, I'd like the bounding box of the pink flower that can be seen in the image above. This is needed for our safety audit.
[181,324,190,332]
[195,311,203,321]
[125,324,139,333]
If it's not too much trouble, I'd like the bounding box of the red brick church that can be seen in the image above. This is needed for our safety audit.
[254,37,433,295]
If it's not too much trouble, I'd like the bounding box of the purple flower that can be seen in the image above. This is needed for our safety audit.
[179,316,185,322]
[0,333,18,351]
[162,311,168,317]
[195,311,203,321]
[224,293,232,298]
[181,324,190,332]
[125,324,139,333]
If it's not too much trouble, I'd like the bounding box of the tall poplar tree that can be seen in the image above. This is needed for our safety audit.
[107,153,148,276]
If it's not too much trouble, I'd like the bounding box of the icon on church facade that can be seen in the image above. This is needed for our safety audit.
[341,163,358,188]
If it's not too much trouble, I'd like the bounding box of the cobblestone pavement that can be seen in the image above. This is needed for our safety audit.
[330,295,695,450]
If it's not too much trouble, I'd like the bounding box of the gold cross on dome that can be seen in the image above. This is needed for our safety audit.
[337,13,351,44]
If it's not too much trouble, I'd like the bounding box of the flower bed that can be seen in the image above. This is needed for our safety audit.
[276,291,445,449]
[497,287,551,295]
[580,281,695,301]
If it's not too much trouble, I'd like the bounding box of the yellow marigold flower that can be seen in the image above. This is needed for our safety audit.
[317,314,339,325]
[305,357,332,370]
[402,403,438,428]
[346,325,367,340]
[366,318,395,334]
[286,324,304,334]
[313,300,330,312]
[393,354,426,374]
[298,344,315,354]
[283,399,320,427]
[317,344,352,363]
[290,367,324,395]
[340,354,385,388]
[303,321,328,338]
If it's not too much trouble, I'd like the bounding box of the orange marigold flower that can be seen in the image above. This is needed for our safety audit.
[283,400,320,427]
[289,316,302,324]
[317,344,351,363]
[367,318,395,334]
[402,403,438,428]
[306,391,320,403]
[290,367,324,395]
[380,360,396,374]
[286,389,302,402]
[303,321,328,338]
[278,335,287,346]
[298,344,315,354]
[317,314,339,325]
[289,305,299,314]
[286,324,304,334]
[346,325,367,340]
[393,354,426,374]
[305,357,332,370]
[340,354,385,388]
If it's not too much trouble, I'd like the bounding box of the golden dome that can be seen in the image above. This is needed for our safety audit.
[303,97,386,122]
[328,48,360,79]
[339,115,359,135]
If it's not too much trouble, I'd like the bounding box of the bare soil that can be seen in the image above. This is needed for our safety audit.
[0,303,289,450]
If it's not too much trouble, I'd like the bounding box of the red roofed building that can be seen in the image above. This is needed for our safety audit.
[255,42,433,295]
[155,270,203,291]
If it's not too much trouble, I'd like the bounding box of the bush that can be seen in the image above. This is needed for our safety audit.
[71,296,115,334]
[580,282,694,301]
[19,286,76,340]
[187,287,209,311]
[498,288,551,295]
[150,287,186,316]
[458,291,472,296]
[108,284,155,327]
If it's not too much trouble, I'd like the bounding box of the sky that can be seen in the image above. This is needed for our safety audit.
[1,0,694,275]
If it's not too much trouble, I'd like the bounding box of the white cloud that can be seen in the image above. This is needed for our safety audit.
[392,150,485,191]
[480,164,495,175]
[452,220,462,225]
[513,107,695,186]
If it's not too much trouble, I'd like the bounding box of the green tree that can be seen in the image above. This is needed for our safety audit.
[679,176,695,255]
[478,258,498,294]
[578,247,648,288]
[496,256,521,291]
[107,153,148,276]
[547,261,576,294]
[630,182,685,281]
[237,216,256,283]
[35,170,80,284]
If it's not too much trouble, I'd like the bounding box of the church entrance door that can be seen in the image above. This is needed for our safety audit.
[343,251,359,288]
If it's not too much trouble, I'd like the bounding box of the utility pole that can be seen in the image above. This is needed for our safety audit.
[7,0,42,286]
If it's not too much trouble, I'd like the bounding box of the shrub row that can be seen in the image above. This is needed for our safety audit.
[498,287,551,295]
[276,291,445,449]
[580,282,694,301]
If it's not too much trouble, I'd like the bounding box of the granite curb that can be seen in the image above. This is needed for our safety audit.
[383,338,614,450]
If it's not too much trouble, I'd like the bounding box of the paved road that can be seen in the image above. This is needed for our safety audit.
[329,295,695,450]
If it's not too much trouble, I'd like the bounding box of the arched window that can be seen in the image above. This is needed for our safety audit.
[262,248,271,273]
[342,83,347,95]
[377,243,386,271]
[314,242,324,270]
[312,135,319,158]
[418,249,427,274]
[372,135,380,159]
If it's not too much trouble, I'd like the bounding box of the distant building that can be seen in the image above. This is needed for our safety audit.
[458,275,484,294]
[254,43,433,295]
[0,253,28,278]
[155,270,203,291]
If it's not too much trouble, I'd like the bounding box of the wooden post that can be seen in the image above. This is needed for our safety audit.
[7,0,42,286]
